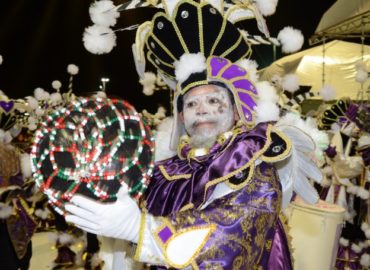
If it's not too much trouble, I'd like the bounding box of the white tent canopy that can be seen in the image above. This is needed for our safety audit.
[310,0,370,44]
[260,40,370,99]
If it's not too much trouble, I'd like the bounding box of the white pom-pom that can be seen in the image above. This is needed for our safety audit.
[355,60,367,71]
[28,122,38,131]
[89,0,120,27]
[34,88,50,100]
[357,187,370,200]
[360,254,370,267]
[26,96,39,110]
[0,55,3,65]
[67,64,79,75]
[139,72,157,96]
[255,0,278,16]
[50,92,62,104]
[358,134,370,148]
[319,84,336,101]
[58,233,74,245]
[237,59,259,83]
[330,123,341,133]
[254,81,280,122]
[351,243,363,253]
[277,26,304,54]
[356,69,368,84]
[339,237,349,247]
[255,101,280,123]
[174,53,206,84]
[255,81,279,102]
[35,108,44,116]
[52,80,62,91]
[366,229,370,239]
[346,185,359,194]
[83,25,116,54]
[0,203,13,219]
[361,222,369,231]
[20,153,32,178]
[282,73,300,93]
[155,106,166,118]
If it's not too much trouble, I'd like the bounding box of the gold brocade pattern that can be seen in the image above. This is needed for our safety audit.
[164,164,281,269]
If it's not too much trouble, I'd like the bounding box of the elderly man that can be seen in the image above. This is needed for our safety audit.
[66,0,324,269]
[65,81,293,269]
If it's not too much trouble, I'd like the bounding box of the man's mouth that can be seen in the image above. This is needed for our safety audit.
[193,121,216,129]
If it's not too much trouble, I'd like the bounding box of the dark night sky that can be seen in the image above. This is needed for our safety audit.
[0,0,337,113]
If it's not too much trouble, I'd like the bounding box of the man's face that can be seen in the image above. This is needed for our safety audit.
[180,84,236,148]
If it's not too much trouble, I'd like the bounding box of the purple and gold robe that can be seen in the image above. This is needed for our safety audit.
[138,122,292,269]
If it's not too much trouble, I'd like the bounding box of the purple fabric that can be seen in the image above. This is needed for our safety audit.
[221,64,246,80]
[210,57,228,77]
[267,219,293,270]
[6,198,37,259]
[233,79,258,95]
[145,123,292,269]
[146,122,270,216]
[335,245,362,269]
[158,226,172,244]
[345,103,359,122]
[358,146,370,166]
[325,145,337,158]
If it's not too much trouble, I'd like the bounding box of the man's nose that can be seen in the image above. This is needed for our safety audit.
[196,103,208,115]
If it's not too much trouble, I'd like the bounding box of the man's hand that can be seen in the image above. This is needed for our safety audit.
[65,187,141,243]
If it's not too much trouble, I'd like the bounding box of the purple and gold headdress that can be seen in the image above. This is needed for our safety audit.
[83,0,304,147]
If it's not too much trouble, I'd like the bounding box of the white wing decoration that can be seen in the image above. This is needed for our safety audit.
[273,114,329,209]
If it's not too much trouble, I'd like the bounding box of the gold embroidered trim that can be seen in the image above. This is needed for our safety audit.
[225,164,255,190]
[220,35,243,58]
[147,33,177,63]
[201,124,274,205]
[159,165,192,181]
[163,224,217,268]
[259,129,292,163]
[133,210,147,261]
[179,203,194,212]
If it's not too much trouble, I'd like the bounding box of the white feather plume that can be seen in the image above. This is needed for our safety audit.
[83,25,116,55]
[274,113,325,208]
[89,0,120,27]
[237,59,259,83]
[277,26,304,54]
[139,72,157,96]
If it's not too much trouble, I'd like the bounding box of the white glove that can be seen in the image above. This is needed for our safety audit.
[65,187,141,243]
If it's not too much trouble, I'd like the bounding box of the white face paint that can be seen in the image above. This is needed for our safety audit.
[181,84,235,148]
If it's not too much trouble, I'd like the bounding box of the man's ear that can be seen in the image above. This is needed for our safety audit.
[179,112,184,123]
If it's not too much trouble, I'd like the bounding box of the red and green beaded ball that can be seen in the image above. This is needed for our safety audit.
[31,97,155,215]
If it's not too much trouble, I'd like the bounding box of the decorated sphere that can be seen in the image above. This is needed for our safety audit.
[31,97,155,214]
